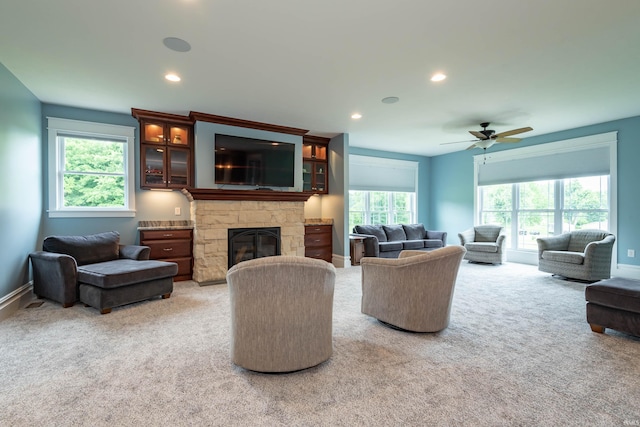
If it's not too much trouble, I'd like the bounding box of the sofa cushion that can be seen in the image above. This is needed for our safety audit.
[43,231,120,266]
[378,241,403,252]
[78,259,178,289]
[424,239,444,249]
[542,250,584,265]
[402,224,426,240]
[354,225,387,242]
[402,240,425,250]
[464,242,498,253]
[383,225,407,241]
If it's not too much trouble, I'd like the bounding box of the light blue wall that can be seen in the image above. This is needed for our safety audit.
[0,63,42,299]
[348,147,432,226]
[40,104,192,245]
[430,115,640,266]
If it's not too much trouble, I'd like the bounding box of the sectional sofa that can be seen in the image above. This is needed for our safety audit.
[351,223,447,258]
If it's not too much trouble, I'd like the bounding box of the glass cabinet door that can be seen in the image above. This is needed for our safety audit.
[314,162,326,192]
[142,121,167,144]
[303,161,313,191]
[143,145,166,186]
[168,125,189,146]
[168,147,190,187]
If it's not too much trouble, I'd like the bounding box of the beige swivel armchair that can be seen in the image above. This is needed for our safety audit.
[361,246,466,332]
[458,225,507,264]
[226,255,336,373]
[537,229,615,281]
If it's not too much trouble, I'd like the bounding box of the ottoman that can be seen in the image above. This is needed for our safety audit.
[585,277,640,336]
[78,259,178,314]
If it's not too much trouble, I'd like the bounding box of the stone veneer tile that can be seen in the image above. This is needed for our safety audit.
[190,199,306,284]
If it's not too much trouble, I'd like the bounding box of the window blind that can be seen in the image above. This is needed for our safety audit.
[349,155,418,192]
[477,132,616,186]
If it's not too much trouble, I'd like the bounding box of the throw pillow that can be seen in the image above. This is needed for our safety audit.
[354,225,387,242]
[402,223,426,240]
[382,225,407,242]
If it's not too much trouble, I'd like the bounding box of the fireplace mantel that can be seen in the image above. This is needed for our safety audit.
[181,188,312,202]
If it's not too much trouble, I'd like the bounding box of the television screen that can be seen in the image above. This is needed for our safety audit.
[214,134,295,188]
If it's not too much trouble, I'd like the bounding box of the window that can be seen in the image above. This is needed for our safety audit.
[47,117,136,217]
[479,175,609,251]
[348,190,416,232]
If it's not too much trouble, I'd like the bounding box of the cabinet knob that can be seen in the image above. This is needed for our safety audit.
[163,248,173,252]
[163,234,174,237]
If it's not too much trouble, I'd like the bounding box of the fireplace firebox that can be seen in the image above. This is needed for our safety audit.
[228,227,281,268]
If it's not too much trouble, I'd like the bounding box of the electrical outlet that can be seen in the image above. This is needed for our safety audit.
[628,249,635,258]
[174,207,181,216]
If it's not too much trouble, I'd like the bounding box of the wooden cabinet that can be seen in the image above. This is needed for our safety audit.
[304,224,332,263]
[302,136,329,194]
[140,229,193,281]
[132,109,194,190]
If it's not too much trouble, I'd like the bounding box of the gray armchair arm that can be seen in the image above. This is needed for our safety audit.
[426,230,447,246]
[119,244,151,260]
[350,233,380,257]
[583,235,616,277]
[458,228,475,246]
[29,251,78,307]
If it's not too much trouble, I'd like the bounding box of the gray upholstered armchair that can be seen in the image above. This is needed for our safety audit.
[458,225,507,264]
[537,229,615,281]
[226,255,336,372]
[360,246,466,332]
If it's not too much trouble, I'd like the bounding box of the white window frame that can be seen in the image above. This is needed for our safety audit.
[349,190,416,230]
[473,132,617,265]
[47,117,136,218]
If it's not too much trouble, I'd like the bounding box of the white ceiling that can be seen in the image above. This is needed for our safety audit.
[2,0,640,156]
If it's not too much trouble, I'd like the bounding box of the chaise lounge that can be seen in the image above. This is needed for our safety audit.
[29,231,178,314]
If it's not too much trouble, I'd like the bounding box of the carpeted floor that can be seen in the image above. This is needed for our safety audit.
[1,261,639,426]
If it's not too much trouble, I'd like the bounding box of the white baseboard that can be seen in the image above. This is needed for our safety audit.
[0,282,34,322]
[332,254,350,268]
[613,263,640,280]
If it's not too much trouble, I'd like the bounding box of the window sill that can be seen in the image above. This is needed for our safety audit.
[47,209,136,218]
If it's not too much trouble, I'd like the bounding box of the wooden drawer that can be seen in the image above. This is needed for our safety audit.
[161,257,192,281]
[143,239,192,259]
[140,229,192,241]
[305,247,332,262]
[305,225,331,235]
[304,232,331,248]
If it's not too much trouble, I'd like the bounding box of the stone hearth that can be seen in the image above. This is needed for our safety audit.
[187,198,306,284]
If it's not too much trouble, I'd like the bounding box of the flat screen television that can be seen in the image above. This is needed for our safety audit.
[214,134,296,188]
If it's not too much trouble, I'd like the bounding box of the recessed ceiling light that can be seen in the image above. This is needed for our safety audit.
[163,37,191,53]
[431,73,447,82]
[381,96,399,104]
[351,113,362,119]
[165,73,181,82]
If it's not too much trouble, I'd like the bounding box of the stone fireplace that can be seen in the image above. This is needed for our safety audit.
[183,189,307,285]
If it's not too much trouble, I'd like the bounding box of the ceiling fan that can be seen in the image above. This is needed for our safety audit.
[442,122,533,150]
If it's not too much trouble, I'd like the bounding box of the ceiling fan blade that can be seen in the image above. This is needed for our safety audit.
[469,130,488,140]
[465,143,478,150]
[496,137,521,143]
[495,126,533,138]
[440,139,476,145]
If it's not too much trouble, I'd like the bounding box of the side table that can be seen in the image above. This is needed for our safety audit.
[350,236,366,266]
